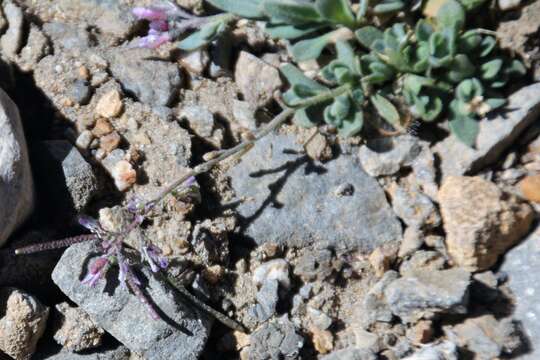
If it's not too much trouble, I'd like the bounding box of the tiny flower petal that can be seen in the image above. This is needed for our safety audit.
[184,176,196,187]
[132,7,168,21]
[138,32,171,49]
[150,20,169,32]
[78,215,100,232]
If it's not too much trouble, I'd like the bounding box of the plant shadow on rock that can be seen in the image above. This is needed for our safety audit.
[236,148,328,247]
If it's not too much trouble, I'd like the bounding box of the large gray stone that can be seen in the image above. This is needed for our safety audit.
[0,1,23,59]
[433,83,540,177]
[384,268,471,323]
[107,48,182,107]
[0,87,34,247]
[227,134,402,251]
[500,224,540,359]
[43,140,98,212]
[52,241,212,360]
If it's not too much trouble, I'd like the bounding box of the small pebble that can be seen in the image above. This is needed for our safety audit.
[92,118,113,137]
[75,130,94,150]
[95,89,123,118]
[519,175,540,203]
[99,132,121,153]
[110,160,136,191]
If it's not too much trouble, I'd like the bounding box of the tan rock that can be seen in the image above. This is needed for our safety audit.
[312,328,333,354]
[111,160,136,191]
[519,174,540,203]
[407,320,434,344]
[305,132,333,162]
[438,176,534,271]
[100,131,121,153]
[95,89,123,118]
[369,245,397,277]
[0,288,49,359]
[92,117,113,137]
[53,302,104,352]
[234,51,282,108]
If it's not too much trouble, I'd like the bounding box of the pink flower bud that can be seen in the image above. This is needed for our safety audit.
[132,7,168,21]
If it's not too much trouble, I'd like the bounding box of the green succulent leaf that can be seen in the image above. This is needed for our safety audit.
[456,78,483,102]
[355,26,384,50]
[206,0,265,18]
[294,107,320,127]
[459,30,482,52]
[505,59,527,77]
[336,41,360,74]
[315,0,356,27]
[447,54,475,83]
[484,98,506,110]
[265,23,326,39]
[371,94,400,126]
[338,111,364,137]
[435,0,465,31]
[373,0,405,14]
[449,102,479,147]
[415,20,434,42]
[177,21,224,50]
[479,36,496,57]
[280,64,328,106]
[263,0,322,25]
[428,32,453,68]
[481,58,503,80]
[459,0,489,10]
[290,34,331,61]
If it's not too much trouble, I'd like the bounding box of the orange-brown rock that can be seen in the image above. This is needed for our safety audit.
[438,176,534,272]
[519,175,540,203]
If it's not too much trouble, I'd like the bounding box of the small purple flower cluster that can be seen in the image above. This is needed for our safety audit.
[76,202,169,320]
[132,6,173,48]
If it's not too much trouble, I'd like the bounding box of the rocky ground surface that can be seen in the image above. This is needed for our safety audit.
[0,0,539,359]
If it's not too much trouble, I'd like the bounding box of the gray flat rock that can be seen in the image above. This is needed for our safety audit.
[227,133,402,251]
[52,242,212,360]
[0,87,34,247]
[433,83,540,177]
[500,224,540,359]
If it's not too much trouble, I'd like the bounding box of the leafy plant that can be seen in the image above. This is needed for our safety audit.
[201,0,526,144]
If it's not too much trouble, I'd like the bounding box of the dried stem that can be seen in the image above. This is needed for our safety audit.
[14,235,98,255]
[146,84,352,208]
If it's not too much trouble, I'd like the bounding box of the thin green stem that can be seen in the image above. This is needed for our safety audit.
[145,84,351,208]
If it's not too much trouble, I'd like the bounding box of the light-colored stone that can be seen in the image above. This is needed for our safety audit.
[51,241,212,360]
[110,159,136,191]
[499,224,540,360]
[0,288,49,359]
[384,268,471,323]
[227,134,402,251]
[235,51,282,108]
[0,87,34,247]
[359,135,422,177]
[438,176,534,271]
[433,83,540,177]
[96,89,123,118]
[53,302,105,352]
[253,259,290,288]
[311,328,334,354]
[443,315,522,360]
[0,1,24,59]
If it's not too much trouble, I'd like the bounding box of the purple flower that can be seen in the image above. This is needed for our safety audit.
[132,7,168,21]
[118,260,129,285]
[82,256,109,287]
[78,215,101,233]
[139,31,171,49]
[142,245,168,273]
[150,20,169,32]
